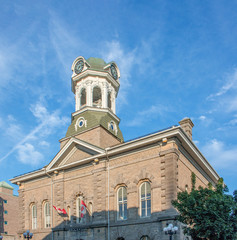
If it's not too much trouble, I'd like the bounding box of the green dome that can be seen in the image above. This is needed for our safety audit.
[86,57,107,71]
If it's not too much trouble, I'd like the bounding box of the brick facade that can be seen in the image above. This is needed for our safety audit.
[0,182,19,239]
[11,125,219,240]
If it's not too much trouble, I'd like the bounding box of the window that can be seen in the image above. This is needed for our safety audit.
[80,88,86,107]
[76,197,85,223]
[93,86,102,107]
[88,202,93,222]
[117,187,127,220]
[107,92,111,109]
[141,236,150,240]
[4,221,7,225]
[32,205,37,229]
[140,182,151,217]
[67,206,71,222]
[3,200,7,204]
[44,202,51,228]
[4,210,7,214]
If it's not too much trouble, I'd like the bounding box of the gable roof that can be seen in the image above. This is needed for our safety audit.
[46,137,105,171]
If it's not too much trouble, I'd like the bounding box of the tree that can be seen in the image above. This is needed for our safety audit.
[172,176,237,240]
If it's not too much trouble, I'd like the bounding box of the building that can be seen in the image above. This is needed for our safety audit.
[0,181,19,239]
[10,56,219,240]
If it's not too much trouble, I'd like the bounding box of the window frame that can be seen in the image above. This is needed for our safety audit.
[92,86,102,107]
[117,186,127,221]
[32,204,37,229]
[80,88,86,107]
[76,196,85,223]
[44,201,51,228]
[140,236,150,240]
[139,181,151,218]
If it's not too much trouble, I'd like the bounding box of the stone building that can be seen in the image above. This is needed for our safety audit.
[0,181,19,239]
[10,56,219,240]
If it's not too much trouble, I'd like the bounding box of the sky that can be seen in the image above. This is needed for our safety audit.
[0,0,237,195]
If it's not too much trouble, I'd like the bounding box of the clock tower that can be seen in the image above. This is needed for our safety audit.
[63,56,124,148]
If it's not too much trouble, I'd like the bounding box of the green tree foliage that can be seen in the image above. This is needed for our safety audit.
[172,176,237,240]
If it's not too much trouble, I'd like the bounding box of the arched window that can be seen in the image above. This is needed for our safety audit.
[117,187,127,220]
[107,92,112,109]
[88,202,93,222]
[140,182,151,217]
[67,206,71,223]
[140,236,150,240]
[80,88,86,107]
[93,86,102,107]
[44,202,51,228]
[76,197,85,223]
[32,204,37,229]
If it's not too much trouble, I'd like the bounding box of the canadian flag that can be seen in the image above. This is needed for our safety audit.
[80,200,87,218]
[53,205,67,215]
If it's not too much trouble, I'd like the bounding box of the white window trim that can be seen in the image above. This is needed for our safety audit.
[44,202,51,228]
[117,186,127,220]
[140,182,151,218]
[32,205,37,229]
[76,196,85,223]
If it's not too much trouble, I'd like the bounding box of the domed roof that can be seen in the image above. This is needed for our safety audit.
[86,57,107,70]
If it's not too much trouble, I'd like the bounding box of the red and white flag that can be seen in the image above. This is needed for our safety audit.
[81,200,87,218]
[53,205,67,215]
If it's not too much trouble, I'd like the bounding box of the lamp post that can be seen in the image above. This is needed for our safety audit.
[23,230,33,239]
[163,223,178,240]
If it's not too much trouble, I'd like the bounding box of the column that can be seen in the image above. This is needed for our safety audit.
[102,82,107,108]
[87,81,92,107]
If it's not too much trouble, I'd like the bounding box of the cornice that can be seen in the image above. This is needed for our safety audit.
[10,126,219,185]
[71,69,120,93]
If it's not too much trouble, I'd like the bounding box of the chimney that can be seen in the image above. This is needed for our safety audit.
[179,117,194,140]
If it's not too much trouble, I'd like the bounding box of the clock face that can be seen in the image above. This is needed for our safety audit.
[75,60,84,74]
[110,64,118,80]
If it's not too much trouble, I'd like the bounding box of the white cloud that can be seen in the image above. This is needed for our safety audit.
[101,40,135,109]
[202,139,237,170]
[39,141,50,147]
[208,69,237,99]
[16,143,44,165]
[0,101,70,164]
[126,104,170,127]
[199,115,206,121]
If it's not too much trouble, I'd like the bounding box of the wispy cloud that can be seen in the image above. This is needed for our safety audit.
[16,143,44,165]
[126,104,170,127]
[0,100,69,165]
[202,139,237,170]
[208,69,237,100]
[101,40,136,110]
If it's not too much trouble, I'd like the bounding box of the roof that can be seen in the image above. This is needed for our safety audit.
[86,57,107,71]
[10,125,220,185]
[0,181,14,190]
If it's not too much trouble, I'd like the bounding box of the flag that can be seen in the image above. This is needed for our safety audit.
[81,200,87,218]
[53,205,67,215]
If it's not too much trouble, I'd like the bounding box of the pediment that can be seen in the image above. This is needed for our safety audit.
[46,137,104,171]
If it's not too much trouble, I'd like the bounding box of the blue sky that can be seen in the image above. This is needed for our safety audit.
[0,0,237,195]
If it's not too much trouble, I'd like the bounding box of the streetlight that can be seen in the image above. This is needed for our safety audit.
[23,230,33,239]
[163,223,178,240]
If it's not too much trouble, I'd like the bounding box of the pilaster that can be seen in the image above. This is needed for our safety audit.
[160,148,179,210]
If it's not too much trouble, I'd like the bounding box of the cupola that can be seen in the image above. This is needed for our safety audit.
[64,56,124,147]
